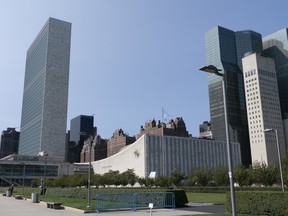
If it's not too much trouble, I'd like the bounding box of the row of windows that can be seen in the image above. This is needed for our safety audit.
[245,69,257,77]
[259,69,276,78]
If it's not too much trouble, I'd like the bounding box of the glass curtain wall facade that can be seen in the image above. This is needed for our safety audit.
[68,115,96,163]
[263,28,288,151]
[263,29,288,119]
[19,18,71,160]
[205,26,263,166]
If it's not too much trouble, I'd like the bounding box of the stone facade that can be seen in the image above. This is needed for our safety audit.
[136,117,189,139]
[107,129,136,157]
[80,135,107,163]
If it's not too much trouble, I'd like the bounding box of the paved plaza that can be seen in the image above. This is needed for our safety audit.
[0,194,225,216]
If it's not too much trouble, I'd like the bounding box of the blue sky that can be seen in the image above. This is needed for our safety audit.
[1,0,287,139]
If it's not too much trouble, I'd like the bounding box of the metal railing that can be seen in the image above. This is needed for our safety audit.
[95,192,175,212]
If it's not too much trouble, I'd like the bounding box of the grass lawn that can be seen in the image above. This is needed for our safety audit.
[186,192,226,204]
[186,214,262,216]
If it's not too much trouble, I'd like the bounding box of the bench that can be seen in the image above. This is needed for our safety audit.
[46,202,64,210]
[14,195,23,200]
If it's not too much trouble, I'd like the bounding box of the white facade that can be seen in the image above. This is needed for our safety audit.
[91,134,241,177]
[242,53,286,164]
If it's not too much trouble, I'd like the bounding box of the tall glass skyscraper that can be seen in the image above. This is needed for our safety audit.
[263,28,288,150]
[205,26,263,166]
[19,18,71,160]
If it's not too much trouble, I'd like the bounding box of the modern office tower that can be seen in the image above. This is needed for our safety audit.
[263,29,288,149]
[68,115,96,163]
[205,26,263,166]
[19,18,71,160]
[242,52,286,164]
[0,128,20,158]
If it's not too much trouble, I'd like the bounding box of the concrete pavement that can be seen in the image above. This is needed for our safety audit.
[0,194,225,216]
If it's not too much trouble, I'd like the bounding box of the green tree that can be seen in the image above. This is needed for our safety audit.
[252,162,277,186]
[234,164,251,186]
[192,168,212,186]
[213,166,229,186]
[170,170,184,187]
[155,176,170,187]
[102,170,120,186]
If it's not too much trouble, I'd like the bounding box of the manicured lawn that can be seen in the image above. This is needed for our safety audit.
[187,214,263,216]
[38,195,95,210]
[186,192,226,204]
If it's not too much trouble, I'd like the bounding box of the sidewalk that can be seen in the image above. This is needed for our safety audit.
[0,194,224,216]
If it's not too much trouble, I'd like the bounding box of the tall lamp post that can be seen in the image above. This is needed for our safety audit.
[22,163,26,196]
[87,136,93,208]
[199,65,236,216]
[80,134,94,208]
[38,151,48,196]
[263,128,285,192]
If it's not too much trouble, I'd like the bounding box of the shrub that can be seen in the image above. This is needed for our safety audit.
[226,191,288,216]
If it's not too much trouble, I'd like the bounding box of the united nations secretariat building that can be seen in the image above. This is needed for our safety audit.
[92,134,241,177]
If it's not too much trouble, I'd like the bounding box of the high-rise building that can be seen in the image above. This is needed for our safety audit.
[0,128,20,158]
[19,18,71,160]
[263,29,288,149]
[205,26,263,166]
[68,115,96,163]
[242,52,286,164]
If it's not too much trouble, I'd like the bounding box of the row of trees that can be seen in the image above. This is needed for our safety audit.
[38,165,272,188]
[33,156,288,188]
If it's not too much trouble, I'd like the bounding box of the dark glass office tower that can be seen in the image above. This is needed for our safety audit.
[67,115,96,163]
[263,28,288,150]
[205,26,263,166]
[19,18,71,160]
[0,128,20,158]
[263,29,288,119]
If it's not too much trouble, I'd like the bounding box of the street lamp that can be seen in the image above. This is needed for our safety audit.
[22,163,26,196]
[80,134,94,208]
[199,65,236,216]
[263,128,285,192]
[37,151,48,196]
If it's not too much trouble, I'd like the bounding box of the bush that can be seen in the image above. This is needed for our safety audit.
[226,191,288,216]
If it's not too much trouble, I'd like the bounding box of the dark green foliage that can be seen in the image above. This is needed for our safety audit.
[154,176,170,187]
[213,167,229,186]
[167,190,188,207]
[234,165,252,186]
[226,191,288,216]
[193,168,212,186]
[252,162,277,187]
[170,170,184,186]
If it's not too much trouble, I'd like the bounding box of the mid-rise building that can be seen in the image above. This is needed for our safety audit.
[242,52,286,164]
[107,129,136,157]
[137,118,189,139]
[80,135,107,163]
[19,17,71,160]
[92,134,242,177]
[0,128,20,158]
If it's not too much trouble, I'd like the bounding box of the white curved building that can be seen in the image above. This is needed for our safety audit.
[92,134,241,177]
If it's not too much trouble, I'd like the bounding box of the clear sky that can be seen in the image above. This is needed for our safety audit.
[1,0,287,139]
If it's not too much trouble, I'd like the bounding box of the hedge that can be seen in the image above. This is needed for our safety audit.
[226,191,288,216]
